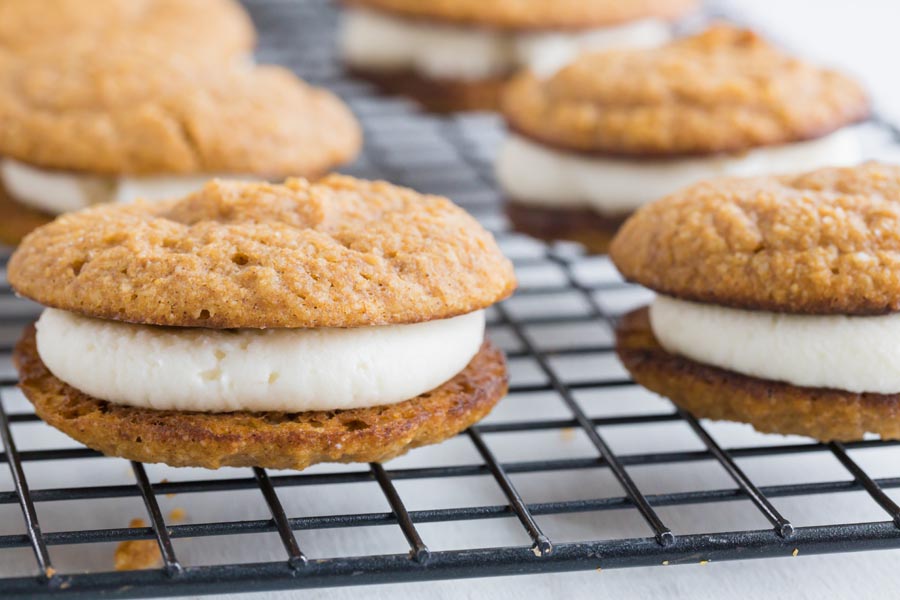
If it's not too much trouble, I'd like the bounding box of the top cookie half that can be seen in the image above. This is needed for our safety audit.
[343,0,697,29]
[610,163,900,315]
[502,25,870,157]
[0,39,361,176]
[8,176,517,328]
[0,0,255,59]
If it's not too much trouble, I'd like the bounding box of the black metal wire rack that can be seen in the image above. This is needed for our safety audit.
[2,0,900,598]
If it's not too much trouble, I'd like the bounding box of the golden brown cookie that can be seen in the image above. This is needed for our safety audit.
[0,182,51,247]
[15,326,508,469]
[0,39,360,175]
[616,307,900,441]
[349,67,505,113]
[505,202,625,254]
[9,176,517,328]
[610,163,900,315]
[502,25,870,157]
[344,0,698,29]
[0,0,255,59]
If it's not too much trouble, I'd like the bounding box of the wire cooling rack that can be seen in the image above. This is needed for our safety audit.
[3,0,900,597]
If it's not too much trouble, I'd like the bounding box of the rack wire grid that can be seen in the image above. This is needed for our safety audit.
[3,0,900,598]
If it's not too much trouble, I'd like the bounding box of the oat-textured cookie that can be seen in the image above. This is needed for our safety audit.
[502,25,869,157]
[616,308,900,441]
[0,0,255,58]
[344,0,697,29]
[0,183,51,247]
[0,39,360,175]
[610,163,900,315]
[16,327,508,469]
[9,176,517,328]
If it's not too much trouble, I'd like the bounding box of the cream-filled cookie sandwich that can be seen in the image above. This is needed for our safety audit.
[0,40,361,245]
[0,0,255,61]
[339,0,697,112]
[496,26,870,253]
[9,176,516,469]
[611,163,900,441]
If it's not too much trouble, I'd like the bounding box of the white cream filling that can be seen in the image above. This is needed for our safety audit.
[496,129,863,215]
[1,158,255,215]
[650,295,900,395]
[35,308,486,413]
[340,7,671,80]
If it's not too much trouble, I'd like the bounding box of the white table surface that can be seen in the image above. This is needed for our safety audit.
[4,2,900,599]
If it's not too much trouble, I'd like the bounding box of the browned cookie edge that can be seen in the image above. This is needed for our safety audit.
[15,326,509,469]
[615,307,900,441]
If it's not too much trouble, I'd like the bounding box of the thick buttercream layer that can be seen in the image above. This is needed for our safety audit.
[340,7,671,80]
[1,158,254,214]
[495,129,863,214]
[35,308,485,412]
[649,295,900,395]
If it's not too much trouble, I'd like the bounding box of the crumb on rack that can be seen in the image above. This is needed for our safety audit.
[560,428,576,442]
[160,478,176,499]
[792,548,799,557]
[168,507,187,523]
[114,518,163,571]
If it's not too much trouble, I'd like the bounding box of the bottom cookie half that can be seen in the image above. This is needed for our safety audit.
[505,202,628,255]
[0,183,53,246]
[15,325,509,469]
[347,66,506,113]
[616,307,900,441]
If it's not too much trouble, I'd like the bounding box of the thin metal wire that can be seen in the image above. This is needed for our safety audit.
[468,427,553,556]
[0,395,58,585]
[253,467,308,569]
[679,410,794,537]
[829,443,900,527]
[130,462,183,576]
[370,463,431,563]
[494,301,675,547]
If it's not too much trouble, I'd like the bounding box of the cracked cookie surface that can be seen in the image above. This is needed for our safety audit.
[502,25,869,157]
[610,163,900,315]
[8,175,517,328]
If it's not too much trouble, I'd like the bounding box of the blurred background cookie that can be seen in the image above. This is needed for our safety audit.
[339,0,697,112]
[0,39,361,245]
[496,25,870,252]
[0,0,255,61]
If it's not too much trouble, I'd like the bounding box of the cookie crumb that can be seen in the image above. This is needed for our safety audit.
[160,478,177,499]
[662,560,669,566]
[114,519,162,571]
[595,566,602,573]
[560,428,576,442]
[792,548,799,557]
[699,559,709,566]
[168,508,187,523]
